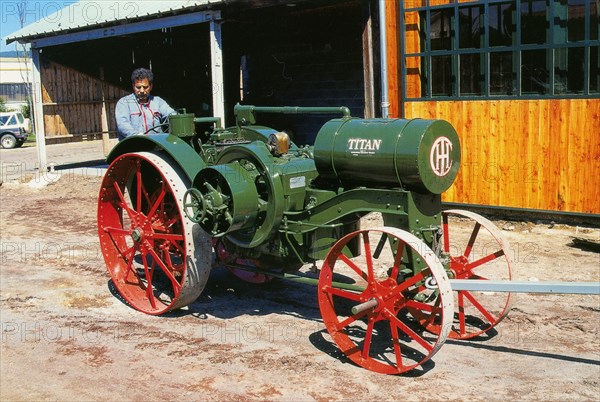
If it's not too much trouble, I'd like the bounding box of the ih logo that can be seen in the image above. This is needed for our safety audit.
[430,137,453,177]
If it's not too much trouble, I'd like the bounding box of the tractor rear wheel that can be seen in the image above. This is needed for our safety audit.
[98,151,212,315]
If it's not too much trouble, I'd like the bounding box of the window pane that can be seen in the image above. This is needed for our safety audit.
[591,46,599,94]
[490,51,516,94]
[489,2,515,47]
[460,53,483,95]
[405,56,425,98]
[591,1,598,40]
[431,55,453,96]
[554,47,585,94]
[521,0,548,44]
[522,49,550,93]
[459,5,483,48]
[564,0,586,42]
[430,9,453,50]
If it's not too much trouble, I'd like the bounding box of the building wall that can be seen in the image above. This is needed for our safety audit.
[0,57,32,109]
[40,59,128,138]
[387,0,600,214]
[404,99,600,214]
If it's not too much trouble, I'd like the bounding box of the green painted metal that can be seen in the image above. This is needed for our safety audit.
[121,106,461,276]
[313,117,461,194]
[195,161,261,235]
[106,134,206,182]
[234,104,352,126]
[194,116,222,129]
[169,113,196,137]
[225,263,365,292]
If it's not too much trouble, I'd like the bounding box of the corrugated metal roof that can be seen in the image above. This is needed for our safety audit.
[6,0,224,43]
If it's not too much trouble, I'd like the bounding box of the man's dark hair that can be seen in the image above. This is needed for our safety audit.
[131,68,154,84]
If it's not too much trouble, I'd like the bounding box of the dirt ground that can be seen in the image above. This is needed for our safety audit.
[1,160,599,400]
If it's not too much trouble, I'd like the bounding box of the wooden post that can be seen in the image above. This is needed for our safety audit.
[99,67,113,156]
[31,47,47,170]
[362,1,375,118]
[210,18,225,125]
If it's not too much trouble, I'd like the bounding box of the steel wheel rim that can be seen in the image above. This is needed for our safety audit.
[318,226,453,374]
[98,151,211,315]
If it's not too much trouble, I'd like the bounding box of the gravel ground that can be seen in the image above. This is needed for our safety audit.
[0,141,599,401]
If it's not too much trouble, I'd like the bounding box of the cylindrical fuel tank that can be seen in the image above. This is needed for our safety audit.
[313,118,460,194]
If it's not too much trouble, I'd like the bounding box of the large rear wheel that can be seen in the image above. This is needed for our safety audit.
[98,151,212,314]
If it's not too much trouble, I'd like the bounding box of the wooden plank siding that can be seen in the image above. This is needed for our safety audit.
[403,99,600,214]
[385,1,600,214]
[40,60,128,138]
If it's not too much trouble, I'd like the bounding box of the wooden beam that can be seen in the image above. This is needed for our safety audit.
[362,2,375,118]
[30,11,220,48]
[210,19,225,125]
[31,48,47,170]
[385,0,400,118]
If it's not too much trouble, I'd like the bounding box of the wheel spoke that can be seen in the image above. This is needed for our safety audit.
[385,269,429,300]
[389,240,405,284]
[442,214,450,253]
[362,232,374,283]
[142,253,157,309]
[339,254,368,281]
[458,291,466,335]
[147,248,182,297]
[464,223,481,259]
[104,226,132,236]
[322,285,363,302]
[467,249,505,270]
[336,310,368,331]
[122,247,137,282]
[373,233,387,259]
[361,317,376,359]
[135,165,142,213]
[112,181,135,220]
[152,233,185,242]
[405,299,434,313]
[146,184,167,220]
[462,290,497,324]
[389,311,433,353]
[389,319,404,373]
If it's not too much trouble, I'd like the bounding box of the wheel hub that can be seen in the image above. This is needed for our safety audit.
[131,227,143,243]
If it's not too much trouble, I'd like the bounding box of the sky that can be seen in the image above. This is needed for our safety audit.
[0,1,77,53]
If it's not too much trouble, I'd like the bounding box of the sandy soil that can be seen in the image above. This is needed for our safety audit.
[1,172,599,401]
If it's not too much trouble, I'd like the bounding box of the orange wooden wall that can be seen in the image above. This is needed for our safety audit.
[386,1,600,214]
[404,99,600,214]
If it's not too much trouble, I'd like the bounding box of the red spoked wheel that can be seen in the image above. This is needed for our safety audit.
[98,152,212,315]
[318,227,453,374]
[411,209,513,339]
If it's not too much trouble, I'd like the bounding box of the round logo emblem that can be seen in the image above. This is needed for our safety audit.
[430,137,453,177]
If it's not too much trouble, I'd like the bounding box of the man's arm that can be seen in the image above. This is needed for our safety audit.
[115,97,141,138]
[156,97,176,118]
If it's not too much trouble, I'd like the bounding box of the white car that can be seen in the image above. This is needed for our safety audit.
[0,111,30,149]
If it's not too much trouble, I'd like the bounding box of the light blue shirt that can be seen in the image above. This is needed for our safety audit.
[115,93,175,140]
